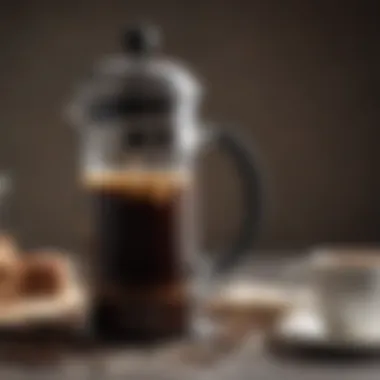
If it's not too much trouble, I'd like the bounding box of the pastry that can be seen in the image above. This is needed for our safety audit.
[0,234,20,302]
[19,250,73,298]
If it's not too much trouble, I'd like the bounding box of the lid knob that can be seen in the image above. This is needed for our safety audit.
[122,24,161,56]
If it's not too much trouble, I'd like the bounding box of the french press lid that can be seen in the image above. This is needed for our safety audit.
[69,24,202,127]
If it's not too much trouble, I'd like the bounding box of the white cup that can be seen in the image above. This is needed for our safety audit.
[293,247,380,341]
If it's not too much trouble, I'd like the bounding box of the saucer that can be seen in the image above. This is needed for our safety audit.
[268,307,380,356]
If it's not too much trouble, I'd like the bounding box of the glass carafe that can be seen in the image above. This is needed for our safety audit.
[68,25,263,343]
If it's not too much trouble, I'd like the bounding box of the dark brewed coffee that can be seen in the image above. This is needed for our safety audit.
[84,170,192,342]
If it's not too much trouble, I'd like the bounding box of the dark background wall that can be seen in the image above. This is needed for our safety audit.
[0,0,379,253]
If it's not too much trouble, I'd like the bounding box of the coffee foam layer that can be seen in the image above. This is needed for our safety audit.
[82,170,191,202]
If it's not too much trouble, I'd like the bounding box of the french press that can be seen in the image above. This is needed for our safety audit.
[68,25,262,342]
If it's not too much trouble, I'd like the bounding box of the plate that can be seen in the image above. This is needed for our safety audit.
[0,285,88,329]
[268,307,380,356]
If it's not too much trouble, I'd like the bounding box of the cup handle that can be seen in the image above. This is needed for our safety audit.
[200,124,263,277]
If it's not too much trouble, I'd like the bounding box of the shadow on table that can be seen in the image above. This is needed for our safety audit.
[267,339,380,364]
[0,328,233,370]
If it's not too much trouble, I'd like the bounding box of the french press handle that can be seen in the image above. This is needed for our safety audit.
[203,124,263,277]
